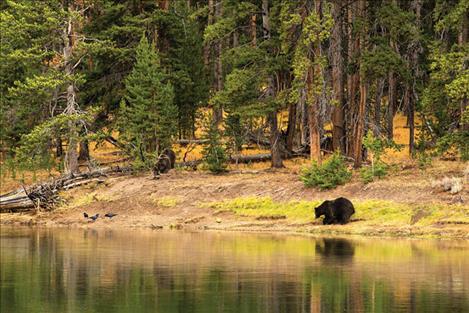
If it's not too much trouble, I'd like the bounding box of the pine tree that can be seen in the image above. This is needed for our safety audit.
[118,35,177,167]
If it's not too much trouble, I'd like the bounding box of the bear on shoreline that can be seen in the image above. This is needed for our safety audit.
[314,197,355,225]
[152,149,176,179]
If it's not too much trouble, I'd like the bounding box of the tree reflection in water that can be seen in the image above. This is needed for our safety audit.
[1,228,468,313]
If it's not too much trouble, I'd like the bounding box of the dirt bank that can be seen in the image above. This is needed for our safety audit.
[1,160,468,238]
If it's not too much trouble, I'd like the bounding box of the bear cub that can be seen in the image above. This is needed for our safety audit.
[314,197,355,225]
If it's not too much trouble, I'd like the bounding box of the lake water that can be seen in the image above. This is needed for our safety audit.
[0,227,468,313]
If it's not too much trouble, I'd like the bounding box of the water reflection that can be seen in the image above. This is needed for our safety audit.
[315,238,355,262]
[1,227,468,313]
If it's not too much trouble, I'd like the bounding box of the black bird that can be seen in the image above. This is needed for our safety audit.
[104,213,117,219]
[83,212,89,219]
[89,214,99,221]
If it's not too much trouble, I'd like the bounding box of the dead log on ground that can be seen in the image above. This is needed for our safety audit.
[0,166,131,213]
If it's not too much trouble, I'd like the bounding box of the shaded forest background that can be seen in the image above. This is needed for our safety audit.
[0,0,467,177]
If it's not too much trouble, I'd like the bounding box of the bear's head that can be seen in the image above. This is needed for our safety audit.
[314,200,331,218]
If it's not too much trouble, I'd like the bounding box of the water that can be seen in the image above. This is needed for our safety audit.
[1,227,468,313]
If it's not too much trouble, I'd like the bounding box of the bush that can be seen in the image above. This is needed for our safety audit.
[300,153,352,189]
[360,162,388,183]
[201,118,228,174]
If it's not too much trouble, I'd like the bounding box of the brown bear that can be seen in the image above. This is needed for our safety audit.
[152,149,176,179]
[314,197,355,225]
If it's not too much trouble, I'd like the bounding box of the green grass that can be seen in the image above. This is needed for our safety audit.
[206,197,469,226]
[155,196,180,208]
[209,197,321,221]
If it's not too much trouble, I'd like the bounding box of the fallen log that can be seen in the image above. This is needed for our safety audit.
[229,153,272,164]
[176,152,306,169]
[0,166,132,213]
[177,139,209,146]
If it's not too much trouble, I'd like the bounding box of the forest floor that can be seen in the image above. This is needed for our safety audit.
[1,159,468,239]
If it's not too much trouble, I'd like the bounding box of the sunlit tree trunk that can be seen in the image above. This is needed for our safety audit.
[353,0,367,167]
[331,0,345,153]
[346,0,359,158]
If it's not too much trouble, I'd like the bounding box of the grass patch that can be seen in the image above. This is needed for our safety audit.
[206,197,469,226]
[62,192,114,208]
[154,196,180,208]
[207,197,321,222]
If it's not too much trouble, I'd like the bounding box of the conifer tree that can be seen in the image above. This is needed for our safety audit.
[118,35,177,167]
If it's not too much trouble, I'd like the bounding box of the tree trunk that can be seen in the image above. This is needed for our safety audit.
[459,5,468,131]
[78,140,90,162]
[262,0,283,168]
[346,0,360,157]
[387,70,397,140]
[331,0,345,153]
[353,0,367,167]
[300,88,309,146]
[286,102,297,152]
[63,7,79,175]
[213,0,223,125]
[405,87,415,155]
[250,14,257,47]
[308,0,324,164]
[373,78,384,137]
[204,0,214,68]
[55,137,63,158]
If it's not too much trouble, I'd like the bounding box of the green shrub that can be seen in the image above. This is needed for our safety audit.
[360,161,387,183]
[300,153,352,189]
[201,118,228,174]
[360,131,402,183]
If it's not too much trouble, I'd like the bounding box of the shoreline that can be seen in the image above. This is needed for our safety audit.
[1,162,468,239]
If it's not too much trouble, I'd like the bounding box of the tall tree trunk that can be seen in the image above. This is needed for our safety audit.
[353,0,367,167]
[346,0,359,157]
[374,78,384,137]
[387,69,397,140]
[407,0,423,156]
[262,0,283,168]
[308,0,324,164]
[204,0,214,68]
[387,0,399,141]
[300,89,309,147]
[459,5,468,131]
[286,102,297,152]
[250,14,257,47]
[213,0,223,125]
[331,0,345,153]
[63,7,79,175]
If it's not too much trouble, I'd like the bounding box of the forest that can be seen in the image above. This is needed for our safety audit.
[0,0,467,179]
[1,3,469,312]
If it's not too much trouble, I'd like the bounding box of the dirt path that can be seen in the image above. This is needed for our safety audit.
[1,161,468,238]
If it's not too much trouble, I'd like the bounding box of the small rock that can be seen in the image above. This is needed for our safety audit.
[216,218,222,223]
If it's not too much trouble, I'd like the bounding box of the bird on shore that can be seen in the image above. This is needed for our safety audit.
[83,212,89,219]
[89,214,99,221]
[104,213,117,219]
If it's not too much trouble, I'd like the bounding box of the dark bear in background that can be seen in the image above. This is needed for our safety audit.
[314,197,355,225]
[152,149,176,178]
